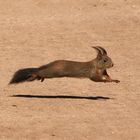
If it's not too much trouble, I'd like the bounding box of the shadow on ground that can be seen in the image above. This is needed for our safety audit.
[11,94,111,100]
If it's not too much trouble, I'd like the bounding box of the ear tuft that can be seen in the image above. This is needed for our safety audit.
[97,46,107,55]
[91,46,103,59]
[91,46,107,55]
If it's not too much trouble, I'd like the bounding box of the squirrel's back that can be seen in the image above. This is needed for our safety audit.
[38,60,92,78]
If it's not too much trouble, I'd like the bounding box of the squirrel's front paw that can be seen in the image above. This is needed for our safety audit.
[113,80,120,83]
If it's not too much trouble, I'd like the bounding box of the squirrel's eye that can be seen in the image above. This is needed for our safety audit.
[104,59,107,62]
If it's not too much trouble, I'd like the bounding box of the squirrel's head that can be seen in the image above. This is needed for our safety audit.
[92,46,114,69]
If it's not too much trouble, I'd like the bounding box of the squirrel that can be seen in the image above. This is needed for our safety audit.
[9,46,120,84]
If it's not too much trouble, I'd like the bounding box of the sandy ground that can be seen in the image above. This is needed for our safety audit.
[0,0,140,140]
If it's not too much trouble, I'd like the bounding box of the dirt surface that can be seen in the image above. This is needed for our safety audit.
[0,0,140,140]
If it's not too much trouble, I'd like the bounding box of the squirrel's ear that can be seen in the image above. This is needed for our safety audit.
[91,46,103,59]
[97,46,107,55]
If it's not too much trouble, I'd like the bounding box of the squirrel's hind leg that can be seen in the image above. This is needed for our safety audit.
[36,76,45,82]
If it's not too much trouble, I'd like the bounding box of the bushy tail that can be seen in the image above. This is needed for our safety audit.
[9,68,39,84]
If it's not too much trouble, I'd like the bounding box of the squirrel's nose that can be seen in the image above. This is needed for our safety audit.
[112,63,114,67]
